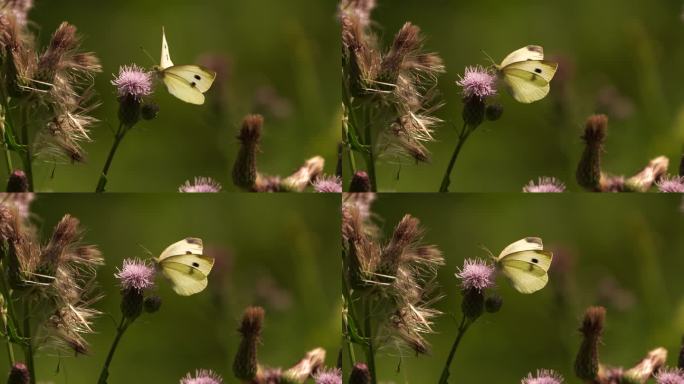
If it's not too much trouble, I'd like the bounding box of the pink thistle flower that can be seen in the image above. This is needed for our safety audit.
[112,64,152,100]
[180,369,223,384]
[313,368,342,384]
[656,175,684,193]
[313,175,342,193]
[115,259,154,292]
[521,369,564,384]
[655,367,684,384]
[455,258,495,292]
[456,65,497,99]
[523,177,566,193]
[179,177,223,193]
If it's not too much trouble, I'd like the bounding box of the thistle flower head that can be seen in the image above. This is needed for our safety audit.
[523,177,566,193]
[575,306,606,380]
[178,177,223,193]
[112,64,152,100]
[521,369,564,384]
[8,362,30,384]
[313,367,342,384]
[2,0,33,26]
[655,367,684,384]
[457,65,497,100]
[6,169,29,192]
[455,258,495,292]
[233,306,264,380]
[180,369,223,384]
[115,258,155,292]
[657,175,684,193]
[313,175,342,193]
[338,0,376,28]
[233,114,263,190]
[349,363,371,384]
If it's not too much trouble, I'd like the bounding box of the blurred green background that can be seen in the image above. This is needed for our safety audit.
[364,194,683,382]
[0,194,341,382]
[357,0,684,191]
[13,0,340,191]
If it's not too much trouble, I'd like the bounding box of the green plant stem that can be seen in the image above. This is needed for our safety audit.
[348,148,357,175]
[20,106,33,192]
[96,123,127,193]
[23,300,35,384]
[439,123,471,193]
[97,316,129,384]
[363,297,377,384]
[362,108,377,192]
[437,315,471,384]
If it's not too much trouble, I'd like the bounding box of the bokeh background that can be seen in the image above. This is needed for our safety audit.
[361,194,683,382]
[13,0,340,191]
[356,0,684,191]
[0,194,341,382]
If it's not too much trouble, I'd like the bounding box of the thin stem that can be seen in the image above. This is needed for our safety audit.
[96,123,126,193]
[1,105,13,176]
[0,282,15,367]
[363,297,377,384]
[438,123,471,193]
[97,316,129,384]
[437,315,471,384]
[362,107,377,192]
[23,300,35,384]
[20,105,33,192]
[347,148,357,175]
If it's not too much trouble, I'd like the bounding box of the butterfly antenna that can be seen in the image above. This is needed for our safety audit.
[478,244,495,260]
[139,47,156,67]
[138,243,154,258]
[481,50,496,68]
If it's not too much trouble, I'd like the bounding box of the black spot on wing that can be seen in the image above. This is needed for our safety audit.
[532,258,539,264]
[186,238,201,245]
[194,75,201,80]
[190,82,197,88]
[192,262,200,268]
[185,251,192,254]
[534,68,542,74]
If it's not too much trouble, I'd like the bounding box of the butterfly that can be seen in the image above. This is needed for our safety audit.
[492,237,553,294]
[155,237,215,296]
[495,45,558,104]
[153,28,216,105]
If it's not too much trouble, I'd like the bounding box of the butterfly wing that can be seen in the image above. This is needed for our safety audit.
[160,261,209,296]
[502,70,550,104]
[160,27,174,69]
[161,72,206,105]
[157,238,214,296]
[499,45,544,68]
[158,237,203,261]
[499,250,553,294]
[163,65,216,93]
[498,237,544,259]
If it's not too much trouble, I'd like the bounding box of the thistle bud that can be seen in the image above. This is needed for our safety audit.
[485,294,503,313]
[6,170,28,192]
[120,288,144,320]
[461,288,484,320]
[117,94,141,128]
[8,363,30,384]
[233,306,264,380]
[485,103,504,121]
[141,103,160,121]
[349,171,371,192]
[462,97,485,127]
[576,115,607,191]
[574,306,605,381]
[349,363,371,384]
[232,115,263,190]
[143,295,162,314]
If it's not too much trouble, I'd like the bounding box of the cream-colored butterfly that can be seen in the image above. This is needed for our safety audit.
[155,237,215,296]
[153,28,216,105]
[495,45,558,104]
[493,237,553,294]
